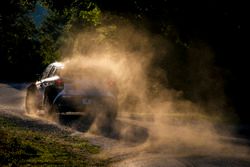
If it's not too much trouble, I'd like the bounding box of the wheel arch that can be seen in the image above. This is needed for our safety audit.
[44,86,59,105]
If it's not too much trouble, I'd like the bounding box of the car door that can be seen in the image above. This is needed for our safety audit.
[35,64,54,103]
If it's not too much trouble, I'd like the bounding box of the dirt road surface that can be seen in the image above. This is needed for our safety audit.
[1,83,250,166]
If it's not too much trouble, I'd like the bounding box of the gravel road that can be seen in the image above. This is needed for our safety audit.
[1,83,250,167]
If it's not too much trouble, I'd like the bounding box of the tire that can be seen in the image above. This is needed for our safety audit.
[44,87,58,114]
[43,96,60,123]
[43,89,60,123]
[25,85,38,114]
[43,95,52,114]
[94,99,118,134]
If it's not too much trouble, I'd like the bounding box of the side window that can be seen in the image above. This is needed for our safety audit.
[54,68,61,76]
[48,66,56,77]
[41,65,52,79]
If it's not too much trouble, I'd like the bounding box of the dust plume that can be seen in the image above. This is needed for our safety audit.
[58,23,249,158]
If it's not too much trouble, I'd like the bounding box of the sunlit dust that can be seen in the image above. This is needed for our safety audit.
[32,23,250,158]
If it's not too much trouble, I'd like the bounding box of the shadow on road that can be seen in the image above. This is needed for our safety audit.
[58,114,149,144]
[0,82,29,90]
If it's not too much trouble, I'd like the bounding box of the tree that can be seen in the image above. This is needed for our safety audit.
[38,0,101,65]
[0,0,40,81]
[0,0,102,81]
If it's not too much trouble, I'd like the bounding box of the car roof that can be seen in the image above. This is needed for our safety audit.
[51,62,64,68]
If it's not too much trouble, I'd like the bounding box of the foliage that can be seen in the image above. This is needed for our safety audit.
[0,116,107,166]
[0,0,102,81]
[38,10,65,66]
[0,0,248,121]
[65,1,101,28]
[0,0,42,81]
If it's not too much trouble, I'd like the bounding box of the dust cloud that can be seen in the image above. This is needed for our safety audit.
[57,23,249,158]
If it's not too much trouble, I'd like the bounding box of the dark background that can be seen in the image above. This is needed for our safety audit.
[0,0,249,123]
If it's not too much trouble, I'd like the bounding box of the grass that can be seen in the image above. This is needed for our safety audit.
[0,117,108,166]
